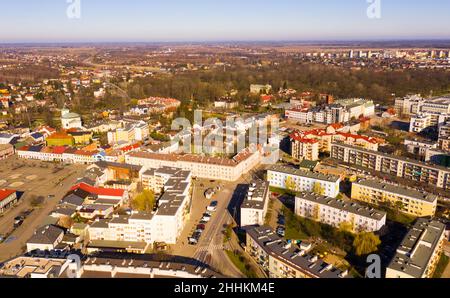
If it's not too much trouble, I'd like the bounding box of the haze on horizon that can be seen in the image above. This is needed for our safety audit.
[1,0,450,43]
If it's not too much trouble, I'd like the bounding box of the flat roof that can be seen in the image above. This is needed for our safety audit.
[241,180,269,210]
[388,219,445,278]
[246,226,349,278]
[332,143,450,172]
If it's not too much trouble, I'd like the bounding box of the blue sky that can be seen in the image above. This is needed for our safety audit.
[1,0,449,42]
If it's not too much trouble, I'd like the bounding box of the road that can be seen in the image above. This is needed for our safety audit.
[0,157,86,262]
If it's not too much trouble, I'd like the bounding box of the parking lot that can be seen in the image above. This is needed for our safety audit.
[0,156,86,262]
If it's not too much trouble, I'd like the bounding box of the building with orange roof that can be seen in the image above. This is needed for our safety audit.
[125,147,262,181]
[0,189,17,214]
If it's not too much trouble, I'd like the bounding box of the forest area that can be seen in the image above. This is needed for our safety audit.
[124,62,450,107]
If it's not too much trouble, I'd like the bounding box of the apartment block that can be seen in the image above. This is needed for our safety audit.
[126,147,261,182]
[267,165,341,198]
[351,179,438,217]
[386,219,445,278]
[331,143,450,190]
[107,121,149,145]
[240,180,270,227]
[87,168,192,248]
[295,193,386,233]
[245,226,349,278]
[291,134,320,161]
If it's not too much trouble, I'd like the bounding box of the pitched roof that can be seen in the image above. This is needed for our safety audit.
[0,189,16,202]
[28,225,64,245]
[71,183,125,197]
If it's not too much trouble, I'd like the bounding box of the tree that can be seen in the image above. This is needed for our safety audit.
[131,190,156,212]
[285,176,297,192]
[58,216,74,229]
[339,221,354,233]
[313,182,325,195]
[353,232,381,256]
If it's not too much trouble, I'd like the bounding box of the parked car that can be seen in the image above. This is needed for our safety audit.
[207,201,218,212]
[188,237,198,245]
[0,235,4,243]
[277,226,285,237]
[201,216,211,223]
[196,224,206,231]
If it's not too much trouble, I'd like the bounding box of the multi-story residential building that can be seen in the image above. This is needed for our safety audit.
[141,167,183,194]
[351,179,438,217]
[240,180,270,227]
[409,113,433,133]
[267,165,341,198]
[395,94,423,116]
[334,98,375,119]
[290,132,319,161]
[245,226,349,278]
[87,168,192,247]
[295,193,386,233]
[0,189,17,214]
[404,139,438,157]
[331,143,450,190]
[420,96,450,115]
[291,129,381,154]
[0,143,14,160]
[386,219,446,278]
[107,121,149,145]
[87,213,153,254]
[126,147,261,182]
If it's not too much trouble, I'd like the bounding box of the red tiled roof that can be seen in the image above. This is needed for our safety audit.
[52,146,67,154]
[335,132,378,144]
[71,183,125,197]
[0,189,16,202]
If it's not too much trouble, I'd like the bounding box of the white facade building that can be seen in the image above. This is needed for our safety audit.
[267,165,341,198]
[240,180,270,227]
[295,193,386,233]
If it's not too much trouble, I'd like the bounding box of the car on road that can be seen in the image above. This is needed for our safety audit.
[277,226,285,237]
[48,194,55,199]
[207,201,218,212]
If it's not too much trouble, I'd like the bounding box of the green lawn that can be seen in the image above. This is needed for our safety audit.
[284,206,355,253]
[225,250,258,278]
[433,254,449,278]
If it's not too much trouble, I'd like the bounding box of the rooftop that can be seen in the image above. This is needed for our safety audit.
[297,193,386,221]
[354,179,438,203]
[388,219,445,278]
[241,179,269,210]
[246,226,349,278]
[268,165,341,183]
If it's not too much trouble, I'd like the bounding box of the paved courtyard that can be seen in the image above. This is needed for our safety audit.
[0,156,86,262]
